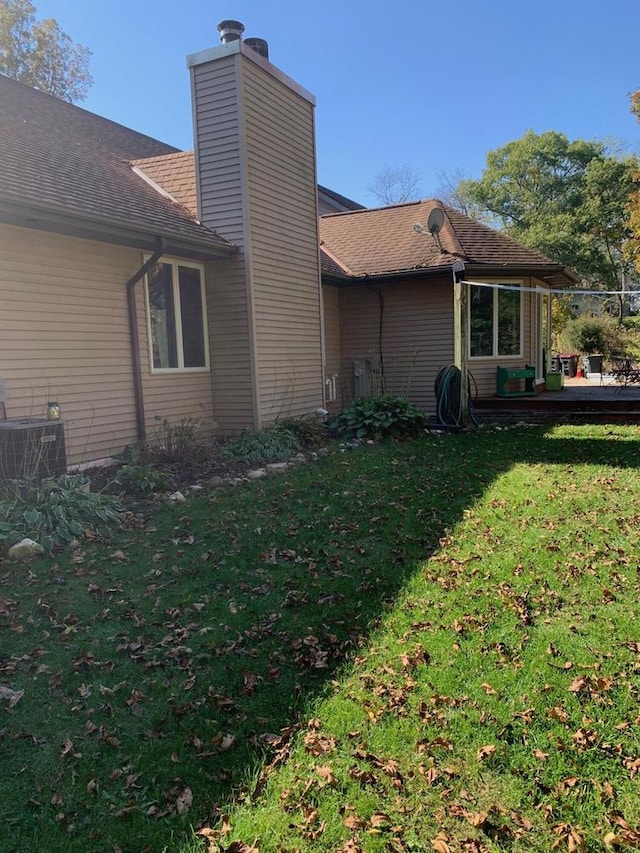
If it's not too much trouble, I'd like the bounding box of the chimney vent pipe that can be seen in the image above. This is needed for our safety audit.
[244,37,269,59]
[217,19,244,43]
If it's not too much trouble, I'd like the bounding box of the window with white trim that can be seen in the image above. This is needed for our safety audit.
[145,260,208,371]
[469,282,522,358]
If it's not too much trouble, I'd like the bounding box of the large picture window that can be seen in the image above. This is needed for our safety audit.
[469,282,521,358]
[145,260,208,371]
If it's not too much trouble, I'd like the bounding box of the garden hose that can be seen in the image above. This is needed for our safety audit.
[434,365,480,428]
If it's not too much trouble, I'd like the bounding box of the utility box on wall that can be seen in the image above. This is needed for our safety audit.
[0,418,67,481]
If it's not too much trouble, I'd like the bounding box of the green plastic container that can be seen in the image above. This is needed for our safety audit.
[545,372,564,391]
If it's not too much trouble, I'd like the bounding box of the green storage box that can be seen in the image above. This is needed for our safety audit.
[545,372,564,391]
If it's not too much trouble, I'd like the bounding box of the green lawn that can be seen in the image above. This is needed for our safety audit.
[1,424,640,852]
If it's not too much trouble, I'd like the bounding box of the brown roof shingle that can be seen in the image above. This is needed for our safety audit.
[132,157,564,284]
[130,151,199,218]
[319,199,576,282]
[0,74,231,252]
[4,73,573,281]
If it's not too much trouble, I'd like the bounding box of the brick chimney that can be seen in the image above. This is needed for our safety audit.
[187,25,323,432]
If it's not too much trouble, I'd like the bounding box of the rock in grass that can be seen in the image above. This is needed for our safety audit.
[8,538,45,560]
[266,462,289,473]
[247,468,267,480]
[168,491,186,502]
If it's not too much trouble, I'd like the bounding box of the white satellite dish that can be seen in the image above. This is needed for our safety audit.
[427,207,445,236]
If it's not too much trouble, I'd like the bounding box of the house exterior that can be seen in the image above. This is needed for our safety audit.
[319,200,577,410]
[0,24,577,468]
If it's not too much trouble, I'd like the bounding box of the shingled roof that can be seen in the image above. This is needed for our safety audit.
[319,199,577,285]
[1,74,576,284]
[132,152,365,221]
[130,151,199,218]
[0,74,232,255]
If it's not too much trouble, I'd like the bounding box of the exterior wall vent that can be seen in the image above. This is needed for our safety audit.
[217,20,245,44]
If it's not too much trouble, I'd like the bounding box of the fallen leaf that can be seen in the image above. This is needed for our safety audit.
[337,841,363,853]
[370,812,391,828]
[476,744,496,762]
[432,831,451,852]
[176,785,193,814]
[304,731,337,756]
[8,688,24,709]
[316,764,337,786]
[219,733,236,751]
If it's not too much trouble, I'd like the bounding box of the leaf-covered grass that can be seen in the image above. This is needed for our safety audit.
[1,424,639,852]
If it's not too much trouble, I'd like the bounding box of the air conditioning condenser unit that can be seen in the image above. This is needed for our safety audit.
[0,418,67,482]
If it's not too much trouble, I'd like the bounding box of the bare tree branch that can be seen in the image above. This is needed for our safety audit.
[367,163,422,206]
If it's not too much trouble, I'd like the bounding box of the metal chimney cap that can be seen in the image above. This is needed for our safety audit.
[217,19,245,43]
[244,37,269,59]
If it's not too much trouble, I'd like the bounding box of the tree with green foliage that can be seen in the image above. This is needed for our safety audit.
[0,0,92,102]
[627,90,640,275]
[458,130,638,319]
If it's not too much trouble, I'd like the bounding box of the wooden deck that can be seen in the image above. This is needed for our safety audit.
[473,376,640,422]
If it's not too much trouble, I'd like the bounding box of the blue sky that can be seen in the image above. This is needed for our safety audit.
[35,0,640,206]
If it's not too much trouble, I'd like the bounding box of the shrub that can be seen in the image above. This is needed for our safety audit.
[111,462,175,496]
[565,316,613,355]
[272,416,327,449]
[223,416,328,465]
[330,395,427,440]
[222,427,298,465]
[0,474,122,552]
[140,417,212,468]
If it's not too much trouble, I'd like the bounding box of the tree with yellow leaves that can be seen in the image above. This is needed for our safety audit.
[628,91,640,274]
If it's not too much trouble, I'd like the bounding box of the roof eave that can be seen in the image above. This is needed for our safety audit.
[0,195,236,260]
[322,264,457,286]
[464,262,580,286]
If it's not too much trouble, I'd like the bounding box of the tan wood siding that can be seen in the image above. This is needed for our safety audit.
[0,224,140,464]
[191,55,257,430]
[192,56,244,239]
[339,277,454,412]
[322,284,342,411]
[0,225,221,464]
[242,58,323,422]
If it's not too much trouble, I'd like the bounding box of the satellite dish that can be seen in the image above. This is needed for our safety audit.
[427,207,445,235]
[412,222,425,234]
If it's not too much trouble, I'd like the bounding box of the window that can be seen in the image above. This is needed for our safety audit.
[469,282,521,358]
[145,260,208,371]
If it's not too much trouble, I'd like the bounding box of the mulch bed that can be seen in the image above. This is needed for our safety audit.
[82,444,254,497]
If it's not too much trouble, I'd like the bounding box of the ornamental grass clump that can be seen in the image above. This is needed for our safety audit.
[141,416,213,468]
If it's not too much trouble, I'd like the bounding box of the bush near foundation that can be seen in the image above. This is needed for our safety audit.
[0,474,122,552]
[330,395,427,440]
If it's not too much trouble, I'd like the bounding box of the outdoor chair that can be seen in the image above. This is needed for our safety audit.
[609,356,640,387]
